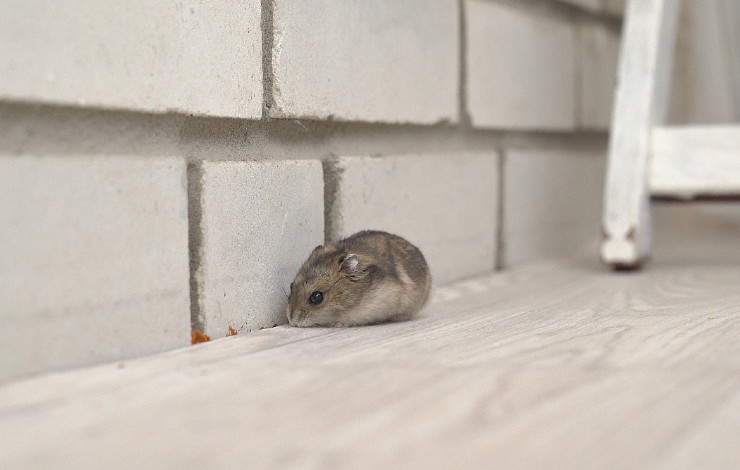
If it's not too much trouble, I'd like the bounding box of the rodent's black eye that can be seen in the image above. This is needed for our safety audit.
[308,291,324,305]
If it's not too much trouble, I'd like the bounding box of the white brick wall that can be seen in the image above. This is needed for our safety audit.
[326,153,499,284]
[503,150,605,266]
[13,0,734,381]
[0,0,263,118]
[558,0,625,16]
[605,0,626,16]
[269,0,459,124]
[559,0,602,12]
[194,160,324,338]
[0,156,190,380]
[465,0,577,130]
[670,0,739,123]
[653,204,740,263]
[580,23,620,129]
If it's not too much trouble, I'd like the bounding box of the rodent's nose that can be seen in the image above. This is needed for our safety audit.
[286,306,302,326]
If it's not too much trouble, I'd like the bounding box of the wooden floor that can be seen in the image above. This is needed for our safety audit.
[1,258,739,469]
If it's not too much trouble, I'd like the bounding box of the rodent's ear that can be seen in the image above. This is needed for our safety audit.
[340,254,376,280]
[339,253,361,278]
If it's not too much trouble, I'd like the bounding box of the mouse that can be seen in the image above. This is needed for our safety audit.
[287,230,432,327]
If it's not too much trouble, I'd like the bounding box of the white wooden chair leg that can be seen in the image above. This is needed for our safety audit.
[600,0,681,269]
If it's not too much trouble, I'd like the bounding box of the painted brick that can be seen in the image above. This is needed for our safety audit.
[557,0,625,15]
[604,0,626,17]
[558,0,603,12]
[653,204,740,263]
[465,0,577,130]
[580,23,620,130]
[326,153,498,285]
[195,160,324,338]
[503,150,605,266]
[670,0,738,123]
[0,156,190,381]
[0,0,262,118]
[269,0,459,124]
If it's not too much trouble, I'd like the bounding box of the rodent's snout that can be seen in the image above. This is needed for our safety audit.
[286,305,297,326]
[286,305,303,327]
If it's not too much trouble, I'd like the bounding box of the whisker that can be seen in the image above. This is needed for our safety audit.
[264,275,290,301]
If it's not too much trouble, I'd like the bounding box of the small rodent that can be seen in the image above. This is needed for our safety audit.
[287,230,432,327]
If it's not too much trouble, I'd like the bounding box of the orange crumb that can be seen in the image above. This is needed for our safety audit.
[227,326,238,336]
[191,329,211,344]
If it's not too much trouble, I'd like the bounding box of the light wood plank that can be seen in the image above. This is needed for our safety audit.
[0,260,738,469]
[650,125,740,198]
[601,0,681,267]
[655,386,740,469]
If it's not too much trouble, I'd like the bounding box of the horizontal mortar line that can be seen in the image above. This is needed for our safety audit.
[1,101,609,159]
[493,0,624,28]
[0,99,609,135]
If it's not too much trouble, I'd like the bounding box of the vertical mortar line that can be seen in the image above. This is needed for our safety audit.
[187,162,206,332]
[495,148,507,270]
[573,13,584,130]
[458,0,473,126]
[261,0,276,118]
[322,157,341,243]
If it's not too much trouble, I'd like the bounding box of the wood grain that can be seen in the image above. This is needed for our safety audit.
[0,260,738,469]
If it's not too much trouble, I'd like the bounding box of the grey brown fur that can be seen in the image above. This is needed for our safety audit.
[287,230,432,327]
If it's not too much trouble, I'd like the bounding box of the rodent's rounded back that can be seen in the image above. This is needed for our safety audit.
[287,230,430,327]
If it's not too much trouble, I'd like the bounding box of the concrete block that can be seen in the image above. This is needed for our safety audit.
[604,0,626,17]
[669,0,738,124]
[558,0,603,12]
[653,204,740,263]
[269,0,459,124]
[195,160,324,338]
[580,23,620,130]
[326,153,498,285]
[465,0,577,130]
[0,155,190,381]
[503,150,605,266]
[0,0,262,118]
